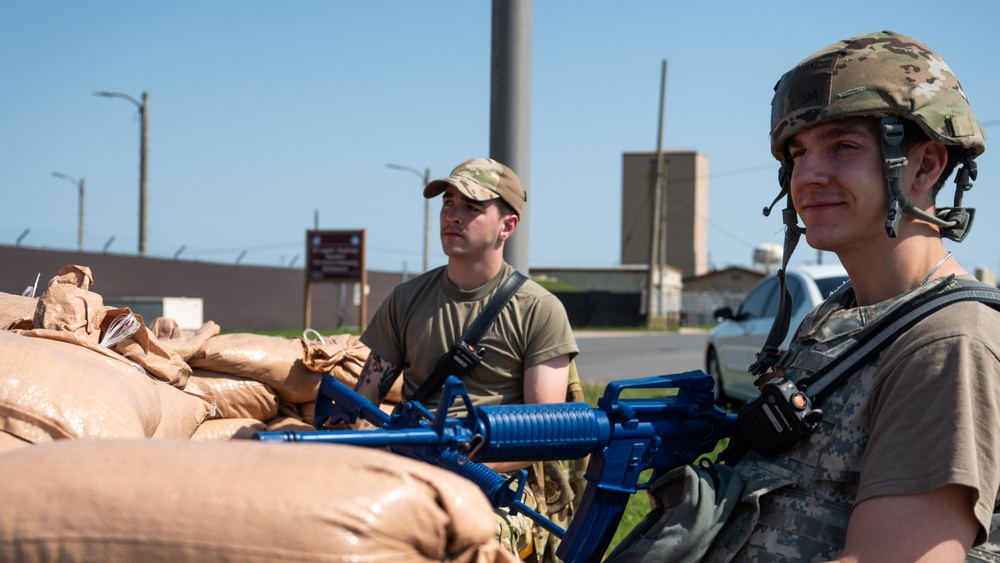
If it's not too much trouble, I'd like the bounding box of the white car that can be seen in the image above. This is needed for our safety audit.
[705,264,849,404]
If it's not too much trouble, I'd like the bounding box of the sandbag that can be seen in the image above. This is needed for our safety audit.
[149,317,222,361]
[0,440,517,563]
[23,265,193,387]
[0,291,37,330]
[188,333,323,403]
[0,431,31,454]
[150,380,215,439]
[0,330,161,442]
[190,417,268,441]
[302,333,404,403]
[184,368,278,422]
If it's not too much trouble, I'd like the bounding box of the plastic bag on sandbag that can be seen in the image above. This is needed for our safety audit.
[188,333,322,404]
[0,292,37,330]
[184,368,278,422]
[0,440,516,563]
[190,418,268,441]
[149,317,222,362]
[0,330,161,442]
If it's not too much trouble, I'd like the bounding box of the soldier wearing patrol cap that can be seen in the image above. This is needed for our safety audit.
[693,31,1000,562]
[355,157,578,561]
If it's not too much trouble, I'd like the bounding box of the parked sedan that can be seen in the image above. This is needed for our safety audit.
[705,264,849,404]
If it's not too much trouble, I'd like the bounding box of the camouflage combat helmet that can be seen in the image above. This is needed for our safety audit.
[765,30,985,243]
[747,32,985,377]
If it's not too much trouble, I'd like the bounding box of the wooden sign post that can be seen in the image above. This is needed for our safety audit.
[304,229,367,332]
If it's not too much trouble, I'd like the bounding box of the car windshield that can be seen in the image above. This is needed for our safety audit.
[815,276,849,298]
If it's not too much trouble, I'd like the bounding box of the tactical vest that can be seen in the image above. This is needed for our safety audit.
[704,276,983,562]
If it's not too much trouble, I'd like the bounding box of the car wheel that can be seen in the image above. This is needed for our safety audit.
[706,347,727,405]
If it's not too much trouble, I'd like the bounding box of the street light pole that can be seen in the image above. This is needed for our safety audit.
[94,90,149,256]
[386,163,432,272]
[51,172,85,251]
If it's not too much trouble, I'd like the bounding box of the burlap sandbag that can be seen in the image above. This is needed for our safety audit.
[302,333,404,403]
[190,417,268,441]
[25,265,193,387]
[0,330,161,442]
[0,291,37,330]
[184,368,278,421]
[149,316,222,361]
[188,333,323,404]
[0,440,517,563]
[265,415,316,433]
[150,380,215,439]
[0,431,31,454]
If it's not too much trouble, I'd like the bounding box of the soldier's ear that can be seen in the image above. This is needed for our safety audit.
[911,140,948,195]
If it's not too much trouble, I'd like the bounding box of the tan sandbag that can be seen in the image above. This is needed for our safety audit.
[183,368,278,421]
[0,440,514,562]
[0,330,161,442]
[149,317,222,361]
[0,291,37,330]
[150,380,214,439]
[303,333,404,403]
[265,415,316,433]
[0,431,31,454]
[32,265,105,338]
[190,417,268,441]
[188,333,323,403]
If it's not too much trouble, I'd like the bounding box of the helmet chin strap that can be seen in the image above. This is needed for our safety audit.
[880,116,975,241]
[751,117,980,377]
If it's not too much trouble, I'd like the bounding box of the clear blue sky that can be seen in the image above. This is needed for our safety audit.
[3,1,1000,279]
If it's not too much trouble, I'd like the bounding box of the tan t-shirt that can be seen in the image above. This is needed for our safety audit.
[361,263,578,414]
[861,299,1000,533]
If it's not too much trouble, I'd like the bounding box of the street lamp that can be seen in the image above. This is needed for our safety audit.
[386,163,431,272]
[94,90,149,256]
[51,172,85,251]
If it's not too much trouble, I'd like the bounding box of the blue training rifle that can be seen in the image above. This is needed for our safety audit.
[254,370,736,563]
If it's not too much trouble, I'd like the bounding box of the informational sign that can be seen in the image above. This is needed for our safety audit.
[304,229,367,331]
[307,230,364,281]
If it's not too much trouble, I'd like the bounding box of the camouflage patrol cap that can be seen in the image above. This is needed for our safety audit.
[770,30,986,161]
[423,158,526,217]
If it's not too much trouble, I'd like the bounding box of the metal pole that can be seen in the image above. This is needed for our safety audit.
[490,0,532,274]
[52,172,85,251]
[386,163,432,272]
[647,59,668,328]
[139,91,149,256]
[423,167,431,272]
[93,90,149,256]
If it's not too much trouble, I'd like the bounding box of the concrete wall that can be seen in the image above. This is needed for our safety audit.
[620,150,709,277]
[1,245,405,331]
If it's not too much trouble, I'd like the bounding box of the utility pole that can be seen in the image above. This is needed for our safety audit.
[490,0,532,274]
[386,163,432,272]
[647,59,668,328]
[94,90,149,255]
[51,172,85,251]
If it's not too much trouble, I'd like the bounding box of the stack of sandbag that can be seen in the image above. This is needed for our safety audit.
[0,264,511,561]
[0,440,518,562]
[0,265,214,446]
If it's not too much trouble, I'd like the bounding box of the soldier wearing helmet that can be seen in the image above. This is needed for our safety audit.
[694,32,1000,561]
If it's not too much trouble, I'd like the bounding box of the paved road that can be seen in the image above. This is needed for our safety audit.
[572,331,709,385]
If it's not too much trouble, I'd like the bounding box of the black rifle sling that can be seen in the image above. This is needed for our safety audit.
[801,280,1000,405]
[408,271,528,403]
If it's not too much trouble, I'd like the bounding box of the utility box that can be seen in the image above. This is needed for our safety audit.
[106,297,204,330]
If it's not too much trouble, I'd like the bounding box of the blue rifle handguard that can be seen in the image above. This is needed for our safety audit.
[254,370,737,563]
